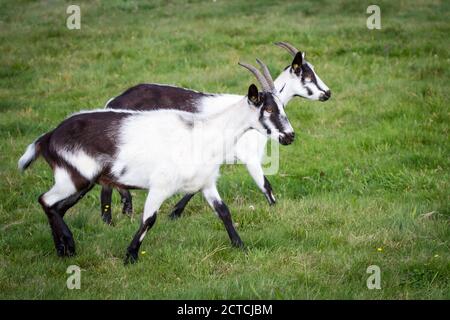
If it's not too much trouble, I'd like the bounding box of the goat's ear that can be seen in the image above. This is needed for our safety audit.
[247,84,260,106]
[291,52,303,75]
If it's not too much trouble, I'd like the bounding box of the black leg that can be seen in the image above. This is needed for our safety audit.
[125,213,157,264]
[212,200,244,248]
[117,188,133,215]
[39,197,76,257]
[263,176,276,205]
[169,193,196,220]
[100,185,113,224]
[40,184,94,257]
[55,185,94,215]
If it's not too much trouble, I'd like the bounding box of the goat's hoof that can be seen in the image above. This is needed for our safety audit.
[124,251,138,265]
[232,239,245,249]
[265,193,276,206]
[122,205,133,216]
[56,240,76,257]
[101,213,113,225]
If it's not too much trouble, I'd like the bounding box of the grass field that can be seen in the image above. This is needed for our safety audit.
[0,0,449,299]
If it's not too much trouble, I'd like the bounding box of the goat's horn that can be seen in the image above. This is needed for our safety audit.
[238,61,271,92]
[274,41,299,56]
[255,58,275,92]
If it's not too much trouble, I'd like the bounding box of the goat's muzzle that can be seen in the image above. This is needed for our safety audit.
[279,132,295,145]
[319,90,331,101]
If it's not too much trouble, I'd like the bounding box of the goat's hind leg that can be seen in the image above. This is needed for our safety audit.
[117,188,133,216]
[39,167,92,257]
[100,186,132,225]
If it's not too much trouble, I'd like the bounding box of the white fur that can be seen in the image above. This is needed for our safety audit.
[18,141,36,171]
[41,167,77,207]
[60,149,102,180]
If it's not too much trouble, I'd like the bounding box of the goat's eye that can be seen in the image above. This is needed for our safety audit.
[266,106,274,113]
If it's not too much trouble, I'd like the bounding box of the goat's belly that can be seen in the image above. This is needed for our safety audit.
[112,161,153,189]
[180,179,207,194]
[178,166,220,194]
[116,171,150,189]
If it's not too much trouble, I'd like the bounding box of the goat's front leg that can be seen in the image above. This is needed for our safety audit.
[169,193,196,220]
[245,162,276,205]
[117,188,133,216]
[202,184,244,248]
[125,190,167,264]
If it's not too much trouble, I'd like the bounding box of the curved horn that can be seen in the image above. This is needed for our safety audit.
[274,41,299,57]
[255,58,275,92]
[238,61,271,92]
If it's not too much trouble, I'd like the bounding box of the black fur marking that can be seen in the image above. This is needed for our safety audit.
[48,111,131,159]
[263,176,276,205]
[301,63,326,93]
[262,93,285,134]
[106,84,213,113]
[212,200,243,248]
[248,84,260,105]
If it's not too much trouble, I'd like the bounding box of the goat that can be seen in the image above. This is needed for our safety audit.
[101,42,331,224]
[18,61,294,263]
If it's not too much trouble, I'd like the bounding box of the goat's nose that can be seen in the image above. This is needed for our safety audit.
[320,90,331,101]
[280,132,295,145]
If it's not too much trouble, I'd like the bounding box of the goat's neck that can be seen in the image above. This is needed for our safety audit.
[201,100,255,158]
[197,94,244,118]
[274,69,296,105]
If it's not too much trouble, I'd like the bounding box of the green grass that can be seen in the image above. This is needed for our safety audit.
[0,0,449,299]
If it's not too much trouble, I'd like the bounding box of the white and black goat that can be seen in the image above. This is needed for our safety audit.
[18,61,294,263]
[101,42,331,224]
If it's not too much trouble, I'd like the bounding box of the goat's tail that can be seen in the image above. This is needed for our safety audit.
[18,132,50,171]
